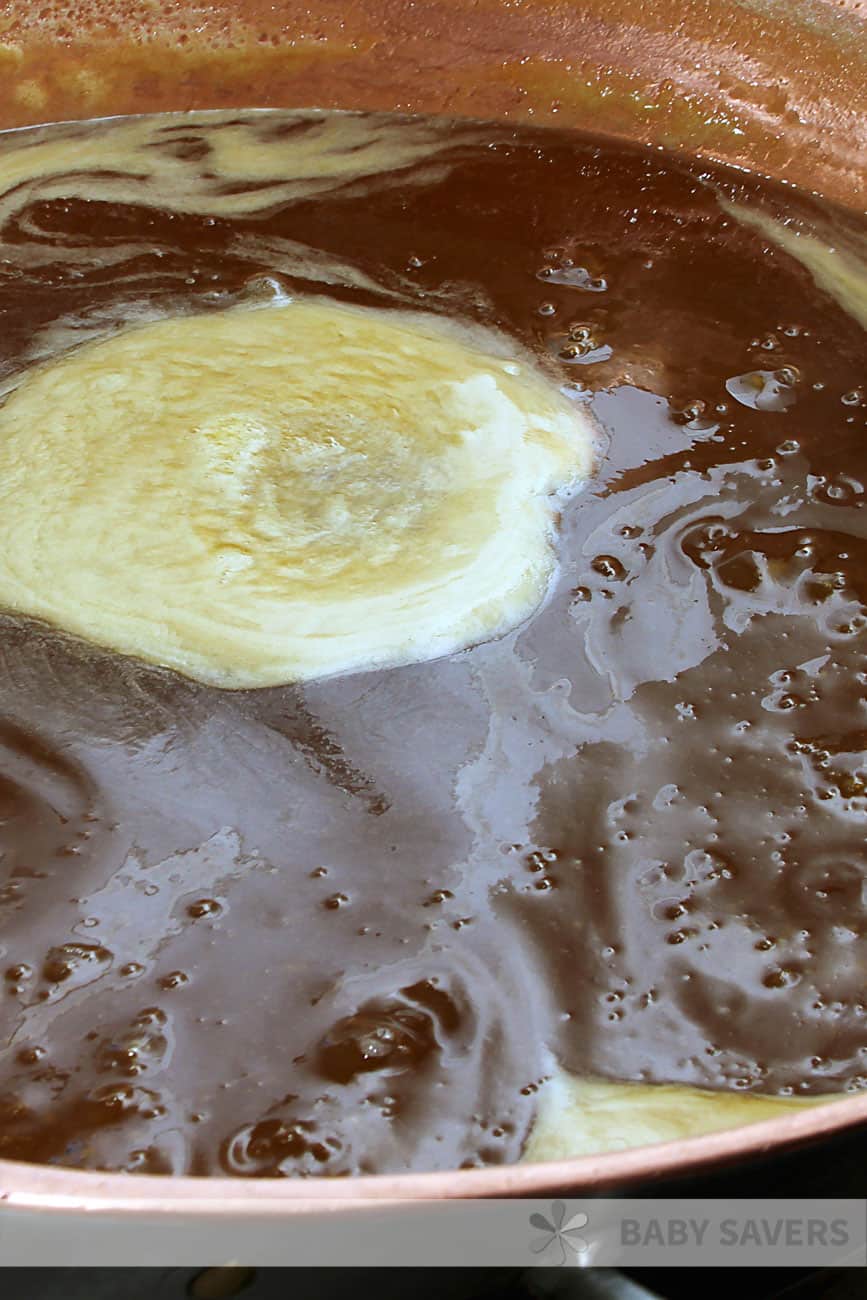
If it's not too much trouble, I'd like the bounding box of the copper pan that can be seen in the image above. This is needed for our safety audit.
[0,0,864,1212]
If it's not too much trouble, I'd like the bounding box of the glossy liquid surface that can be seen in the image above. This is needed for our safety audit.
[0,111,865,1176]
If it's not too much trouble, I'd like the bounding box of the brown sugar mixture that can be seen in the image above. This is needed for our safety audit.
[0,110,864,1177]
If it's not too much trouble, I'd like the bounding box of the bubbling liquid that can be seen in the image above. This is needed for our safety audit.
[0,110,864,1177]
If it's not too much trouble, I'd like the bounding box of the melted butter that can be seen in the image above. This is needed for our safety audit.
[523,1068,823,1162]
[0,110,464,223]
[0,298,594,687]
[719,196,867,332]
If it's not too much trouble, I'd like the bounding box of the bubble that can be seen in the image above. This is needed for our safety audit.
[15,1046,46,1065]
[536,264,607,291]
[41,942,112,986]
[591,555,626,581]
[527,848,559,866]
[671,399,719,434]
[652,898,688,921]
[136,1007,167,1027]
[556,324,612,365]
[95,1015,169,1076]
[810,474,864,505]
[774,366,801,387]
[423,889,454,906]
[691,849,732,886]
[666,927,698,945]
[315,981,456,1085]
[88,1082,165,1123]
[725,369,797,411]
[222,1118,337,1176]
[763,968,801,989]
[187,898,222,919]
[762,691,803,712]
[832,615,867,638]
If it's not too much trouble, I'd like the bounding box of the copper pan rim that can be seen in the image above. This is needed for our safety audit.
[0,1091,865,1212]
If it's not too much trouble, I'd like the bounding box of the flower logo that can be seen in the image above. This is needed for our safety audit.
[529,1200,590,1265]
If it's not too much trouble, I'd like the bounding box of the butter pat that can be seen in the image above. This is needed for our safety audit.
[0,299,595,687]
[522,1068,826,1162]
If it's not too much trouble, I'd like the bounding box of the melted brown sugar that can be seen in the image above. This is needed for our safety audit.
[0,111,864,1176]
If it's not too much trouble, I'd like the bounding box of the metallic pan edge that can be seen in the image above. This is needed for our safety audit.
[1,1093,866,1207]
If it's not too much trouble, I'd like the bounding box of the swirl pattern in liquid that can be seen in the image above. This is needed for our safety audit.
[0,110,864,1176]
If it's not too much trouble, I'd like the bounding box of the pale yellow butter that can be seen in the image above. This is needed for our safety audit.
[0,298,595,687]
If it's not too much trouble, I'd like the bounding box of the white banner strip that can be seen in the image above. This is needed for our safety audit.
[0,1198,864,1267]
